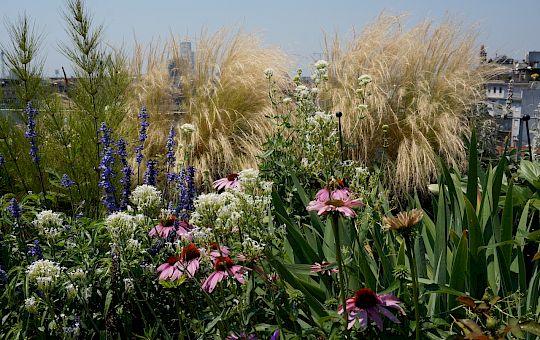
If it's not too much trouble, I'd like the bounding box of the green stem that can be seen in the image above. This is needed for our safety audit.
[405,237,421,340]
[332,213,348,330]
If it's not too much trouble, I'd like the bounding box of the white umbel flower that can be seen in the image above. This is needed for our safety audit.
[105,212,135,237]
[27,259,62,290]
[314,60,329,70]
[33,210,63,239]
[130,185,162,211]
[180,123,196,134]
[264,68,274,79]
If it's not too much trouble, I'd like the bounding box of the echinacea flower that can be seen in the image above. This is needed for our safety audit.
[310,261,338,275]
[177,243,202,277]
[213,173,239,190]
[382,209,423,232]
[202,256,249,293]
[307,188,362,218]
[338,288,405,330]
[149,215,190,239]
[315,187,350,202]
[209,242,230,260]
[156,256,183,281]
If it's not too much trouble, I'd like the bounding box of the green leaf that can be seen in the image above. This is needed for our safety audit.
[449,231,468,310]
[272,190,320,264]
[267,253,328,318]
[464,198,486,298]
[519,321,540,336]
[466,129,478,210]
[518,160,540,190]
[500,180,514,264]
[104,290,113,317]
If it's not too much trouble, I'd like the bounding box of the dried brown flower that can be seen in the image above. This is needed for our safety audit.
[383,209,423,231]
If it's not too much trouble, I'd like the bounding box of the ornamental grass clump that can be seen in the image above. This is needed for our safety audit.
[126,30,289,178]
[325,15,489,193]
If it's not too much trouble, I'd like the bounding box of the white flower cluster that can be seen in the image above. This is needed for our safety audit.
[27,259,62,290]
[358,74,372,86]
[65,283,78,300]
[242,236,266,258]
[294,85,311,101]
[264,68,274,79]
[180,123,196,135]
[191,172,275,244]
[105,212,135,237]
[123,278,134,293]
[130,185,162,211]
[33,210,64,239]
[307,111,333,127]
[190,193,223,228]
[68,268,86,281]
[25,297,38,313]
[312,59,329,85]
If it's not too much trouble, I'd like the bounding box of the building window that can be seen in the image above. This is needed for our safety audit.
[499,87,502,93]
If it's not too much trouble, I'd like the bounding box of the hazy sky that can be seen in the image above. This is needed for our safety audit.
[1,0,539,76]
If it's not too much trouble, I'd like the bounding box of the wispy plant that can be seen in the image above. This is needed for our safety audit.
[126,30,289,179]
[325,15,489,194]
[1,14,44,109]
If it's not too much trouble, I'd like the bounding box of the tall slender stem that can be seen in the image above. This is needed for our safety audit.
[336,112,344,163]
[405,237,421,340]
[332,213,348,329]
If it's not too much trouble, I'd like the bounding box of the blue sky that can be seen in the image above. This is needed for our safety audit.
[1,0,539,76]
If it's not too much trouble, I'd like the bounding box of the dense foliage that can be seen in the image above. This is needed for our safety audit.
[1,1,540,339]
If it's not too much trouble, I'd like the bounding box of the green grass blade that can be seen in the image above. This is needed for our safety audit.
[466,129,478,210]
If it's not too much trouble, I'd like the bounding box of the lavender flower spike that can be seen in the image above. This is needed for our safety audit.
[7,198,22,219]
[116,138,133,210]
[60,174,76,188]
[98,122,118,212]
[144,159,158,186]
[135,107,150,165]
[24,102,40,163]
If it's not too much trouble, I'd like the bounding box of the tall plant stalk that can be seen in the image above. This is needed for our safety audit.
[332,213,348,329]
[405,236,421,340]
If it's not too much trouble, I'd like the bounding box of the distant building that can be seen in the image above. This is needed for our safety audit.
[484,50,540,150]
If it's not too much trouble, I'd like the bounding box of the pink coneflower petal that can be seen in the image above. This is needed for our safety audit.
[338,288,404,330]
[213,174,240,191]
[186,259,200,277]
[331,188,351,200]
[367,308,384,330]
[377,305,401,324]
[315,188,331,201]
[358,309,368,329]
[307,188,363,218]
[157,263,170,272]
[202,271,226,293]
[337,207,356,218]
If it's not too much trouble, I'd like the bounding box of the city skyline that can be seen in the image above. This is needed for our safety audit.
[1,0,540,76]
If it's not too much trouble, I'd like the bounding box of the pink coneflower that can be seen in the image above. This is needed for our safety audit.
[310,261,338,275]
[149,216,191,239]
[209,242,230,260]
[315,187,350,202]
[213,173,240,190]
[156,256,183,281]
[338,288,405,330]
[177,243,202,277]
[202,256,249,293]
[307,188,363,218]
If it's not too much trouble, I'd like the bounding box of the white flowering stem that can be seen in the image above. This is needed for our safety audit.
[332,213,348,329]
[405,237,421,340]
